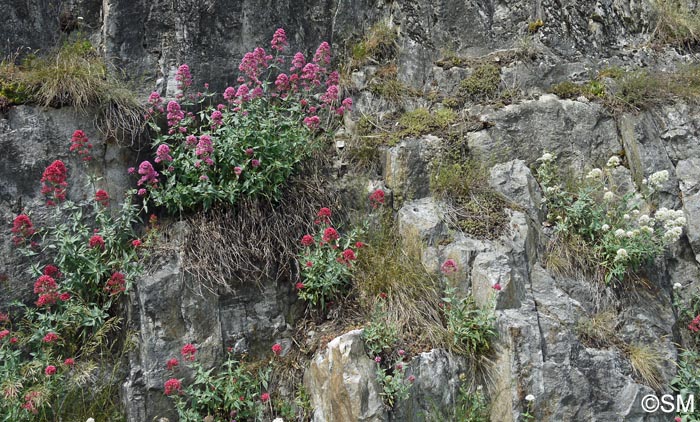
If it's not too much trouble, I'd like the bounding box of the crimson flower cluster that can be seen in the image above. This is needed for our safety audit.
[69,130,93,161]
[104,271,126,296]
[11,214,35,246]
[40,160,68,206]
[689,315,700,333]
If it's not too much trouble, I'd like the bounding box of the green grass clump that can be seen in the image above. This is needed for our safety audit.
[430,160,510,239]
[459,64,501,102]
[350,22,399,69]
[386,108,457,144]
[652,0,700,47]
[0,39,143,139]
[527,19,544,33]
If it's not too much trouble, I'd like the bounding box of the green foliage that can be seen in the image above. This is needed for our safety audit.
[527,19,544,34]
[672,349,700,422]
[375,357,413,408]
[167,352,271,421]
[349,22,398,69]
[297,208,361,310]
[441,288,496,356]
[536,152,684,284]
[0,40,143,138]
[459,64,501,102]
[652,0,700,47]
[455,382,490,422]
[387,108,456,144]
[362,300,398,357]
[430,160,510,239]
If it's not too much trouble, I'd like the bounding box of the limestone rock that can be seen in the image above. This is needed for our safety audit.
[304,330,388,422]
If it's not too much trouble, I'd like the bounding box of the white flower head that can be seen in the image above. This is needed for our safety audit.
[273,419,285,422]
[607,156,621,168]
[538,152,554,163]
[626,231,634,238]
[615,248,629,261]
[586,168,603,180]
[641,226,654,235]
[638,214,651,226]
[614,228,626,238]
[623,214,630,220]
[673,282,683,290]
[525,394,535,402]
[648,170,669,190]
[604,191,614,201]
[86,419,96,422]
[663,226,683,244]
[601,224,610,231]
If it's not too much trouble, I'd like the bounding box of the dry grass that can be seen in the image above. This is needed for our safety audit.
[182,161,343,290]
[651,0,700,47]
[353,214,450,352]
[625,343,666,391]
[575,310,618,348]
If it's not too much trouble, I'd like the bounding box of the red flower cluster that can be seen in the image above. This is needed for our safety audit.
[164,378,182,395]
[261,392,270,402]
[43,265,62,278]
[492,283,502,291]
[337,248,357,266]
[0,312,8,323]
[69,130,93,161]
[181,343,197,361]
[301,234,314,247]
[132,239,142,247]
[295,282,304,290]
[95,189,110,207]
[22,391,41,414]
[0,329,9,340]
[369,189,385,208]
[316,207,332,224]
[689,315,700,333]
[166,358,179,370]
[104,272,126,296]
[44,365,57,376]
[11,214,35,246]
[42,332,58,343]
[322,227,339,243]
[89,234,105,249]
[40,160,68,206]
[272,343,282,356]
[64,358,75,366]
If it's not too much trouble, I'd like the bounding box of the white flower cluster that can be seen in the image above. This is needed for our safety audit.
[647,170,669,192]
[603,191,615,201]
[614,248,629,261]
[586,168,603,180]
[538,152,554,163]
[607,156,621,168]
[655,207,686,244]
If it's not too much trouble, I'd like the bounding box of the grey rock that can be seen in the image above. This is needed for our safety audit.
[489,159,543,221]
[676,158,700,263]
[304,329,388,422]
[384,135,441,205]
[397,197,447,246]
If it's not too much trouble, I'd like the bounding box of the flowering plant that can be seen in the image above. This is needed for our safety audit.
[441,287,496,356]
[296,207,361,309]
[537,152,685,284]
[0,130,145,420]
[139,29,351,212]
[375,355,414,408]
[163,343,273,421]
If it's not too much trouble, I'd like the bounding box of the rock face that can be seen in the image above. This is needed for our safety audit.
[304,330,388,422]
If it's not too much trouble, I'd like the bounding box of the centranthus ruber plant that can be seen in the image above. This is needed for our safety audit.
[1,130,146,420]
[139,28,352,212]
[297,207,362,310]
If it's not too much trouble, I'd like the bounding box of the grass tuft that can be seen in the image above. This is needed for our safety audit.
[626,343,666,391]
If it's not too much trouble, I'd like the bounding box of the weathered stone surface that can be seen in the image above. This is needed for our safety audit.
[489,159,543,221]
[304,330,388,422]
[469,95,621,175]
[392,349,467,422]
[384,135,441,205]
[397,197,447,246]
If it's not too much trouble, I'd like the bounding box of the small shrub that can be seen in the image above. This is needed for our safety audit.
[652,0,700,47]
[387,107,456,144]
[527,19,544,34]
[441,288,496,356]
[349,22,398,69]
[362,300,398,357]
[459,64,501,102]
[141,30,350,212]
[163,344,272,421]
[297,207,361,310]
[672,349,700,421]
[375,355,414,408]
[455,381,490,422]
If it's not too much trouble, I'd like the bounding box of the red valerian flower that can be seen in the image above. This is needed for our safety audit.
[69,130,93,161]
[40,160,68,205]
[301,234,314,247]
[379,292,387,299]
[104,272,126,296]
[261,392,271,402]
[0,312,8,323]
[44,365,57,376]
[11,214,35,245]
[337,248,357,266]
[164,378,182,395]
[408,375,416,383]
[316,207,332,224]
[492,283,502,291]
[59,292,71,301]
[43,265,62,278]
[355,241,365,248]
[0,329,9,340]
[181,343,197,361]
[43,332,58,343]
[440,259,458,275]
[305,261,313,267]
[95,189,110,206]
[166,358,179,370]
[322,227,339,243]
[271,343,282,356]
[295,282,304,290]
[89,235,105,249]
[132,239,142,247]
[64,358,75,366]
[271,28,289,52]
[689,315,700,333]
[36,293,58,307]
[369,189,385,208]
[10,337,18,344]
[34,275,57,294]
[22,391,41,414]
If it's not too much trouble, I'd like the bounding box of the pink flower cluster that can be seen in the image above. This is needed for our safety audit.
[175,64,193,91]
[369,189,385,208]
[166,101,185,132]
[95,189,110,206]
[164,378,182,395]
[11,214,35,246]
[69,130,93,161]
[181,343,197,361]
[689,315,700,333]
[155,144,173,163]
[40,160,68,206]
[137,161,159,186]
